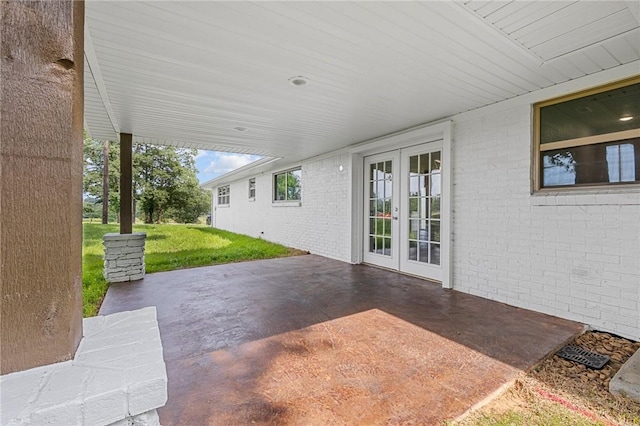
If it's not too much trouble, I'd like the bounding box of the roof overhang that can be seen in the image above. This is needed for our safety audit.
[84,1,640,166]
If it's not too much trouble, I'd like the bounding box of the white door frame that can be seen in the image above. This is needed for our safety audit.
[348,121,452,288]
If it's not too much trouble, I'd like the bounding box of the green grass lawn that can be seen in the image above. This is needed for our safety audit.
[82,223,303,317]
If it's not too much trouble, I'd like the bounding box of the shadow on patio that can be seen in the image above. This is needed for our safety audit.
[100,254,583,425]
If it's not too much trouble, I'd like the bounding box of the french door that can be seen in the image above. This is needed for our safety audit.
[363,142,444,282]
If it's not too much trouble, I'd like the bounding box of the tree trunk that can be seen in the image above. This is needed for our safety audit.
[145,206,153,224]
[102,140,109,224]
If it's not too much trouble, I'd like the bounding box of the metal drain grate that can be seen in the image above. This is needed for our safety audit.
[556,345,610,369]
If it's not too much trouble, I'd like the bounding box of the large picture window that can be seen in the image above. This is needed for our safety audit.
[217,185,230,205]
[273,168,301,201]
[534,77,640,190]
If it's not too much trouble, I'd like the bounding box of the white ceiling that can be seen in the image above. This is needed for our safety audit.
[84,1,640,163]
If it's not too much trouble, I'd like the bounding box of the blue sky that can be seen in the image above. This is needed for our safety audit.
[195,150,262,183]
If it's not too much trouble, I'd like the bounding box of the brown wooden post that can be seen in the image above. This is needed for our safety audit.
[120,133,133,234]
[102,140,110,224]
[1,0,84,374]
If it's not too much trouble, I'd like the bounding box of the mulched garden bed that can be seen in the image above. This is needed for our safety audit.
[454,330,640,426]
[531,330,640,424]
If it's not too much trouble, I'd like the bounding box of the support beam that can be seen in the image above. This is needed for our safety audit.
[1,0,84,374]
[102,140,109,224]
[120,133,133,234]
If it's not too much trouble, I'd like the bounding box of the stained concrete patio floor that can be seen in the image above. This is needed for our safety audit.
[100,254,584,425]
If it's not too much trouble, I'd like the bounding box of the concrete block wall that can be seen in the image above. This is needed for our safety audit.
[452,103,640,340]
[214,153,352,262]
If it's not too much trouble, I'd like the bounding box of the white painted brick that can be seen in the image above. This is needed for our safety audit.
[451,100,640,339]
[30,400,83,425]
[213,153,352,262]
[212,79,640,341]
[128,378,168,416]
[0,307,167,426]
[107,410,161,426]
[83,388,128,426]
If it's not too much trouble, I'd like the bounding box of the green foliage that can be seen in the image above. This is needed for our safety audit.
[83,200,101,219]
[82,223,299,316]
[83,135,211,224]
[275,169,301,201]
[83,135,120,219]
[165,188,212,223]
[133,144,210,223]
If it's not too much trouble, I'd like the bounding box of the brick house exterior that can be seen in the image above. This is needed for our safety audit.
[205,69,640,341]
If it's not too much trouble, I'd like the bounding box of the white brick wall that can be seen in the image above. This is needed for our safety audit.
[452,104,640,340]
[212,74,640,340]
[214,153,352,262]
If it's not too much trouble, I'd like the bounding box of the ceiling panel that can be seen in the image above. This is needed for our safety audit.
[84,58,117,141]
[461,1,639,62]
[84,1,640,163]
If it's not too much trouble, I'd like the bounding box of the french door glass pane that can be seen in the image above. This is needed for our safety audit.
[430,220,440,242]
[407,151,442,266]
[419,154,429,173]
[418,241,429,263]
[431,243,441,265]
[409,240,417,261]
[409,156,419,174]
[430,197,441,218]
[430,151,441,172]
[368,160,393,256]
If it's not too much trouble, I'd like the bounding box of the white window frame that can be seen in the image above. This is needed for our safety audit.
[217,185,230,206]
[272,167,302,204]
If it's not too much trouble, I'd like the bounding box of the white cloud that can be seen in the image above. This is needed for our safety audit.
[204,153,260,175]
[195,149,209,160]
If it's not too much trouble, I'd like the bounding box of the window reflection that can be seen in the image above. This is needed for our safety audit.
[542,139,639,187]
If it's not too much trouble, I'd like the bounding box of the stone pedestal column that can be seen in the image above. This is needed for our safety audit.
[103,233,147,283]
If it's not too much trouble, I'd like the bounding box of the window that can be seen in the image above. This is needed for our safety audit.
[273,168,301,201]
[534,77,640,190]
[248,178,256,200]
[217,185,230,205]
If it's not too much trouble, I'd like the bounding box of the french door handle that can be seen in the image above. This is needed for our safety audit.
[392,216,398,220]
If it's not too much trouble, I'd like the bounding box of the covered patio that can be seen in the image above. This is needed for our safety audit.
[100,255,583,424]
[2,1,638,424]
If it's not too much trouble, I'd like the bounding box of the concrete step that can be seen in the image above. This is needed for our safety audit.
[610,347,640,402]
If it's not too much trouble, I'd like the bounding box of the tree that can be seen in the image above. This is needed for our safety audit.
[83,134,120,221]
[134,144,210,224]
[546,145,609,185]
[165,181,211,223]
[84,136,210,224]
[275,169,301,201]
